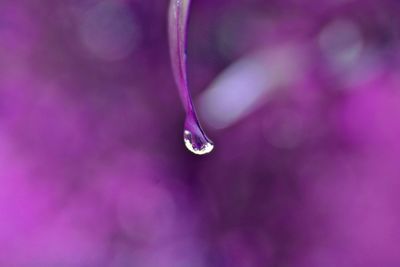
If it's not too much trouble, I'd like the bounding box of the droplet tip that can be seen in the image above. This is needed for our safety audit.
[183,130,214,155]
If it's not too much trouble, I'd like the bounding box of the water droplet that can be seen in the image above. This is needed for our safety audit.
[183,116,214,155]
[183,129,214,155]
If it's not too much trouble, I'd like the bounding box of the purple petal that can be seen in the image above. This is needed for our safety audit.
[168,0,214,155]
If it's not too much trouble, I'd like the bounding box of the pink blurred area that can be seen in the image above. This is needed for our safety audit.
[1,0,400,266]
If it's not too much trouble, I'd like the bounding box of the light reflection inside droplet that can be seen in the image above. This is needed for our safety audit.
[183,129,214,155]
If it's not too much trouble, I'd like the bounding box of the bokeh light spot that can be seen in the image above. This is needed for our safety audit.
[79,0,140,61]
[318,19,363,70]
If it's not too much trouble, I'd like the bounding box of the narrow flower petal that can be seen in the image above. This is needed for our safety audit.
[168,0,191,111]
[168,0,214,155]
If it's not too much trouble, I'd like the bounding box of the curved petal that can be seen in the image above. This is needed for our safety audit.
[168,0,214,155]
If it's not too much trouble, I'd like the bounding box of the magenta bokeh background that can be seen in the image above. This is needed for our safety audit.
[1,0,400,266]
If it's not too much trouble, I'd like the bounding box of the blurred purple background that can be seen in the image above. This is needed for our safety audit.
[1,0,400,266]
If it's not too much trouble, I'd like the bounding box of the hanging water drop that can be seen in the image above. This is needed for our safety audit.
[183,130,214,155]
[183,116,214,155]
[168,0,214,155]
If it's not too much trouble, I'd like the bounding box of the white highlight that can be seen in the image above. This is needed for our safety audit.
[198,47,303,129]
